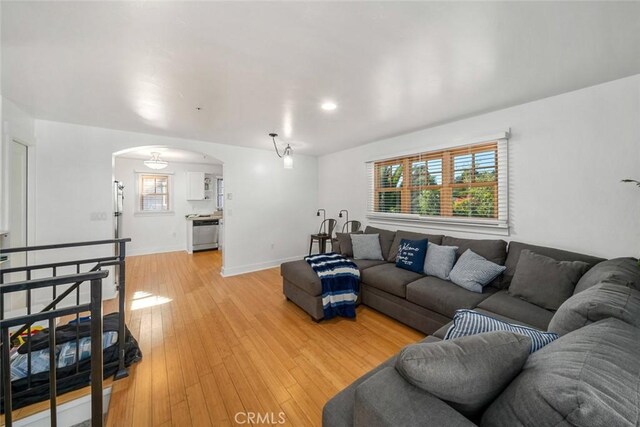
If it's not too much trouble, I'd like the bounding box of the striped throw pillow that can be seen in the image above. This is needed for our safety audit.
[444,309,559,353]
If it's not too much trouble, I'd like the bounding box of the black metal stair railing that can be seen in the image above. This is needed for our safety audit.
[0,238,131,427]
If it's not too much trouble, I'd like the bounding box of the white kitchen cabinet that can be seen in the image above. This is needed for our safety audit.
[186,171,205,200]
[186,172,215,201]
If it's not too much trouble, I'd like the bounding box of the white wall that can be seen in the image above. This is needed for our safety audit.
[1,98,36,234]
[319,74,640,259]
[33,120,319,282]
[114,157,222,255]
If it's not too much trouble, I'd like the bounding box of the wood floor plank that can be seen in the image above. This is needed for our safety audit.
[101,250,424,426]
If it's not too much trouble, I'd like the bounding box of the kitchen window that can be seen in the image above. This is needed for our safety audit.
[216,178,224,209]
[367,135,508,230]
[138,174,172,213]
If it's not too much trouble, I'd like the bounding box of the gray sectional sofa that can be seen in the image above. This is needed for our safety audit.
[280,225,640,426]
[281,226,602,333]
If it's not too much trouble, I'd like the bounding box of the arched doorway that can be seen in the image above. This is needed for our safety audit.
[112,146,225,269]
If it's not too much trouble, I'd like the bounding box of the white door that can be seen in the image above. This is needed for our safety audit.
[8,140,29,309]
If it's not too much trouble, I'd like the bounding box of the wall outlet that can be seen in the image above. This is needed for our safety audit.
[90,212,108,221]
[227,192,233,200]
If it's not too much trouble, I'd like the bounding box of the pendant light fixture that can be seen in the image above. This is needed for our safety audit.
[144,152,168,170]
[270,133,293,169]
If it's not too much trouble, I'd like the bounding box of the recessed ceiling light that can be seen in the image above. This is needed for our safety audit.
[321,102,337,111]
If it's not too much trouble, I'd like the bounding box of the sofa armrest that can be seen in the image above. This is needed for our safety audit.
[354,367,476,427]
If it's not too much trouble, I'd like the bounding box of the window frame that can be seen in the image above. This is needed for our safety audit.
[135,172,175,216]
[366,136,508,234]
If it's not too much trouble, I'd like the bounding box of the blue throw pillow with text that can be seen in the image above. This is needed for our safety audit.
[396,238,428,273]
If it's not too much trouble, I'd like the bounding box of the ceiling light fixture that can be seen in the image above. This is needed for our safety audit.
[321,102,337,111]
[144,152,168,170]
[270,133,293,169]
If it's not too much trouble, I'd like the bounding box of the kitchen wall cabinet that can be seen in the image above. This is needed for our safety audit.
[186,172,214,201]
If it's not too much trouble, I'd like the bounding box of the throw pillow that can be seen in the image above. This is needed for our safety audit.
[395,238,428,273]
[423,243,458,280]
[388,230,444,261]
[445,309,558,353]
[363,226,396,261]
[351,234,384,261]
[548,281,640,336]
[335,231,363,258]
[448,249,506,293]
[508,250,590,311]
[395,331,531,418]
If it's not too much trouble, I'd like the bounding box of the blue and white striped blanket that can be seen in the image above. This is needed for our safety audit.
[304,253,360,319]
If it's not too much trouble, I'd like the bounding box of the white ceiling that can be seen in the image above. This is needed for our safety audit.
[3,1,640,156]
[116,147,222,165]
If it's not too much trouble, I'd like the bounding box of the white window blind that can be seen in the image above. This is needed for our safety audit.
[366,138,508,228]
[139,174,171,212]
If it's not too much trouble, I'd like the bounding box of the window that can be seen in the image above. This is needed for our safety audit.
[216,178,224,209]
[138,174,171,212]
[367,138,508,228]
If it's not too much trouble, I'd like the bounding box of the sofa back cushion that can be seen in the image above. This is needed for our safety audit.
[548,281,640,336]
[364,226,396,261]
[481,318,640,427]
[508,250,590,311]
[388,230,444,262]
[502,241,603,289]
[335,231,363,258]
[574,257,640,294]
[441,236,507,266]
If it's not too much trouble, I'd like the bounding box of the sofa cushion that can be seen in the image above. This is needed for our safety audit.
[444,309,558,353]
[508,249,590,311]
[396,331,531,418]
[361,263,424,298]
[395,239,428,273]
[363,226,396,261]
[442,236,507,265]
[476,290,553,331]
[423,243,458,280]
[335,231,363,258]
[323,355,397,427]
[548,281,640,336]
[449,250,506,293]
[351,258,387,272]
[323,333,450,427]
[354,367,476,427]
[482,318,640,427]
[388,230,444,262]
[574,257,640,294]
[406,276,497,318]
[280,260,321,296]
[502,241,604,289]
[352,234,384,260]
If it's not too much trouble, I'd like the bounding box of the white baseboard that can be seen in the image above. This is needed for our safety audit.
[126,246,186,256]
[221,254,305,277]
[14,386,111,427]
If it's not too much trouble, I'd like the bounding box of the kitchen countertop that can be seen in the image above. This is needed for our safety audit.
[186,214,223,221]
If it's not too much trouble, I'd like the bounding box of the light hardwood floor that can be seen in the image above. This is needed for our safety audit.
[105,250,425,426]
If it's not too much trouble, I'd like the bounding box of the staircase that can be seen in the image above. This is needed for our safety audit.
[0,238,131,427]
